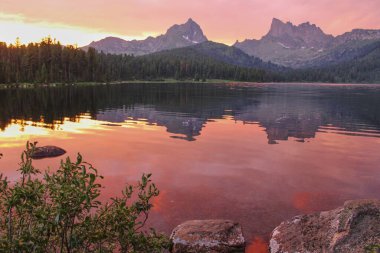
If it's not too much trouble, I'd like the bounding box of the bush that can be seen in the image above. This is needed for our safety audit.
[366,244,380,253]
[0,142,170,252]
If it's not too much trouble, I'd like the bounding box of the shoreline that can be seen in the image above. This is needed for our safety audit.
[0,79,379,89]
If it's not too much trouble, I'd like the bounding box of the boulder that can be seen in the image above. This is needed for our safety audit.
[30,146,66,159]
[270,199,380,253]
[170,220,245,253]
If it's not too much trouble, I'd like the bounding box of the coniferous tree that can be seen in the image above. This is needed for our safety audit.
[0,38,379,84]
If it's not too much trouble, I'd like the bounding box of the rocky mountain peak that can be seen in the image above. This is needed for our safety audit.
[264,18,333,49]
[186,18,196,25]
[268,18,290,36]
[235,18,380,68]
[267,18,326,38]
[82,18,208,56]
[165,18,207,44]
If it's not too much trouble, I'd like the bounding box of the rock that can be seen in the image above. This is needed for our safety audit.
[30,146,66,159]
[170,220,245,253]
[270,199,380,253]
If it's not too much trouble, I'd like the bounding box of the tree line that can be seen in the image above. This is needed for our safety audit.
[0,37,273,84]
[0,37,379,84]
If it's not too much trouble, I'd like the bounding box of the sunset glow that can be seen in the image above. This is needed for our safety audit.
[1,0,380,250]
[1,0,380,46]
[0,13,146,46]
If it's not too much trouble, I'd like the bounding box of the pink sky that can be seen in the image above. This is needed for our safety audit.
[1,0,380,46]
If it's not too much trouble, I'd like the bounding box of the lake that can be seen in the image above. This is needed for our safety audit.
[1,82,380,252]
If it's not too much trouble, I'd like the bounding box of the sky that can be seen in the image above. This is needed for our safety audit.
[1,0,380,46]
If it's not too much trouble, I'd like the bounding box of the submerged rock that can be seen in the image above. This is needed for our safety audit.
[170,220,245,253]
[30,146,66,159]
[270,199,380,253]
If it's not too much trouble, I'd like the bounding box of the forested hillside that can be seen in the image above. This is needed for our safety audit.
[0,38,275,84]
[0,37,379,84]
[149,41,283,70]
[284,42,380,83]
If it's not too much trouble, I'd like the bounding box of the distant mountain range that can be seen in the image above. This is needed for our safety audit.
[83,18,380,70]
[234,18,380,68]
[83,18,207,55]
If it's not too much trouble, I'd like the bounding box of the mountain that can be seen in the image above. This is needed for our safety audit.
[335,29,380,44]
[82,18,208,55]
[265,18,334,49]
[303,38,380,67]
[292,41,380,83]
[82,17,380,78]
[142,41,284,71]
[234,18,380,68]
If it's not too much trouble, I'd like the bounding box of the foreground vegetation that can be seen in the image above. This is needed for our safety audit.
[0,142,170,252]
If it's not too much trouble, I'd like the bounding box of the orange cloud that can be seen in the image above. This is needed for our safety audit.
[1,0,380,45]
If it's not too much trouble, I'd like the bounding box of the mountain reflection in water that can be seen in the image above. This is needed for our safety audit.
[0,83,380,247]
[1,83,379,142]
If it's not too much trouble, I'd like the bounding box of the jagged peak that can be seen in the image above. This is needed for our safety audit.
[271,18,285,25]
[299,22,319,30]
[267,18,329,38]
[167,18,201,32]
[83,18,208,54]
[270,18,321,30]
[186,18,196,24]
[165,18,207,42]
[267,18,291,37]
[184,18,202,30]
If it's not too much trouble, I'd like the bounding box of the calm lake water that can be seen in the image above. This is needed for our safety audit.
[1,83,380,251]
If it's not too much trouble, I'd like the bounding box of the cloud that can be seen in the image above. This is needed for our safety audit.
[1,0,380,45]
[0,12,146,46]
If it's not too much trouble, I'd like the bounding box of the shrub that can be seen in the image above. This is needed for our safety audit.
[366,244,380,253]
[0,142,170,252]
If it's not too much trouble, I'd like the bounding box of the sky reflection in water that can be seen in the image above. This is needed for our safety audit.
[0,83,380,247]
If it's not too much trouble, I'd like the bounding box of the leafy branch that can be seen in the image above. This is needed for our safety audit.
[0,142,169,252]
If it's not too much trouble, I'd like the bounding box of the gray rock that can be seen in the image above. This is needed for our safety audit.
[30,146,66,159]
[270,199,380,253]
[170,220,245,253]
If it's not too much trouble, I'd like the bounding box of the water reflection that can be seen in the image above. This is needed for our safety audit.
[1,83,380,246]
[1,83,380,143]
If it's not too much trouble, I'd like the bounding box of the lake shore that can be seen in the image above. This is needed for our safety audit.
[0,79,233,88]
[1,79,379,89]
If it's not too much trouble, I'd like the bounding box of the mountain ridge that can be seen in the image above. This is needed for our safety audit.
[234,18,380,68]
[144,41,284,71]
[82,18,207,55]
[263,18,334,49]
[83,17,380,70]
